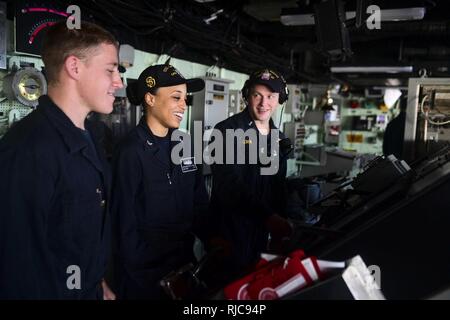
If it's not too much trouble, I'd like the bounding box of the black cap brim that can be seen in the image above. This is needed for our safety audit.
[186,78,205,93]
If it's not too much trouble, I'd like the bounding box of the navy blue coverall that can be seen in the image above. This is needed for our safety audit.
[111,117,209,299]
[0,95,111,299]
[209,107,288,282]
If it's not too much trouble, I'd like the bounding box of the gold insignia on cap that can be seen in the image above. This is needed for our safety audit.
[163,65,185,78]
[172,67,184,78]
[269,70,280,79]
[146,76,156,88]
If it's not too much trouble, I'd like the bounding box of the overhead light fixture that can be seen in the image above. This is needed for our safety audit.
[280,7,425,26]
[281,10,354,26]
[378,7,425,21]
[280,13,314,26]
[330,66,413,73]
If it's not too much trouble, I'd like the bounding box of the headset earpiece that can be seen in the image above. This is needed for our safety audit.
[278,73,289,105]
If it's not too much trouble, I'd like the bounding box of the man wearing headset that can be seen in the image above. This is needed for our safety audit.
[208,68,293,285]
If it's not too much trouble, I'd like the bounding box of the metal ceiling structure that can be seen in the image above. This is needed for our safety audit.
[8,0,450,90]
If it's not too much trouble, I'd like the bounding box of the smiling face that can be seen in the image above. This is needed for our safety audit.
[145,83,187,136]
[247,84,279,124]
[77,43,123,114]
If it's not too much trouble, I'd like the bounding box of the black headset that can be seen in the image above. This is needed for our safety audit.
[242,69,289,105]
